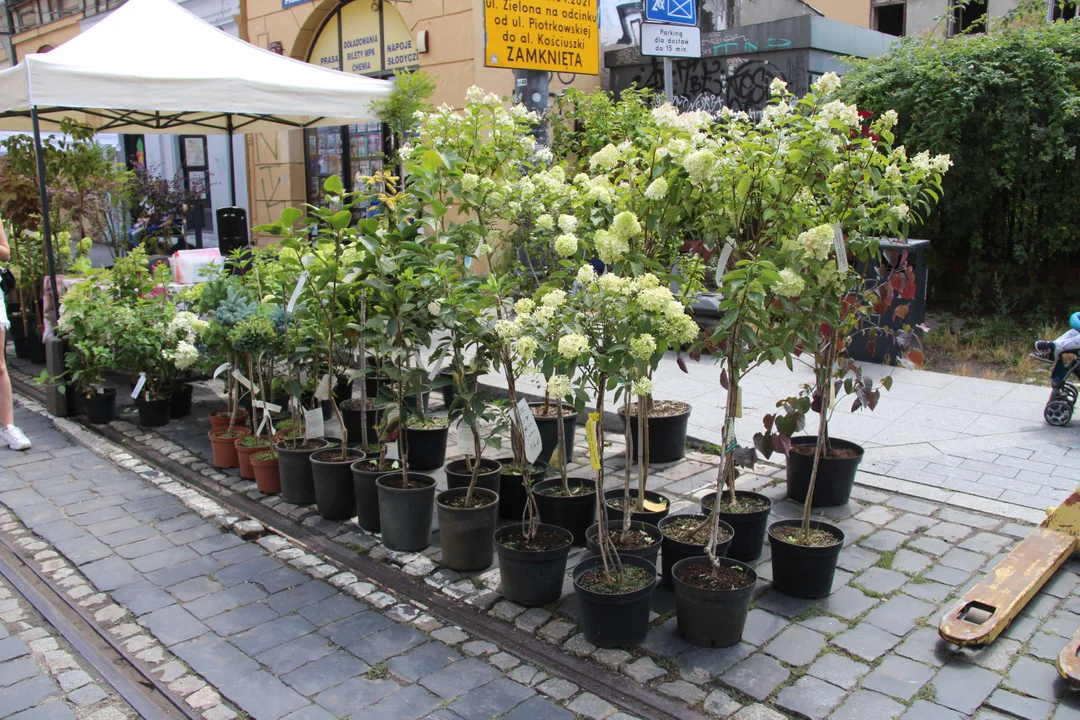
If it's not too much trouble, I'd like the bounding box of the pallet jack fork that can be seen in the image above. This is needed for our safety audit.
[938,493,1080,682]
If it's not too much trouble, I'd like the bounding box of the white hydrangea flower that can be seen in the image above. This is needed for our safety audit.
[644,177,669,201]
[891,203,911,221]
[541,289,567,308]
[514,298,536,317]
[633,273,661,291]
[630,334,656,361]
[885,164,901,180]
[547,374,572,399]
[930,154,952,173]
[775,268,806,298]
[612,211,642,241]
[813,72,842,95]
[880,109,899,130]
[912,151,932,171]
[536,214,555,231]
[576,264,597,286]
[428,301,442,316]
[770,77,788,96]
[476,243,494,256]
[816,100,860,129]
[558,214,578,233]
[558,333,589,359]
[682,149,718,186]
[170,341,199,370]
[598,273,631,294]
[589,143,621,171]
[516,336,538,361]
[495,319,521,341]
[594,229,629,265]
[554,234,578,257]
[797,224,835,261]
[461,173,480,192]
[638,285,675,313]
[535,148,554,164]
[465,85,485,103]
[533,305,556,324]
[632,377,653,397]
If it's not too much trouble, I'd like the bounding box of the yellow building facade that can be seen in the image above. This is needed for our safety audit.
[242,0,601,234]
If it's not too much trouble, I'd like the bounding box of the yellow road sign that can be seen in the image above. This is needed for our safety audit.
[484,0,600,75]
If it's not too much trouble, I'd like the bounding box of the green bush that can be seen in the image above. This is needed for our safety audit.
[841,19,1080,311]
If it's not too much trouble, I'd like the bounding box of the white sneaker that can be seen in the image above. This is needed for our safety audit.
[2,425,31,451]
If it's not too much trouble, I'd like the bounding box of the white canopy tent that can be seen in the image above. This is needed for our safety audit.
[0,0,394,316]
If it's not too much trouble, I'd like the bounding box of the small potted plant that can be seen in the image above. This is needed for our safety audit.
[250,448,281,494]
[49,280,118,423]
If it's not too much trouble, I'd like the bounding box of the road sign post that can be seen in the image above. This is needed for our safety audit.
[640,21,701,103]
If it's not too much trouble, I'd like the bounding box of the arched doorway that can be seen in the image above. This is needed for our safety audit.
[303,0,417,204]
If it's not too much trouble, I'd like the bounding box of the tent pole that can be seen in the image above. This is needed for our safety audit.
[30,107,60,325]
[226,114,236,206]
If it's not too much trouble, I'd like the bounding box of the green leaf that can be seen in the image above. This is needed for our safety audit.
[331,211,352,230]
[323,175,344,194]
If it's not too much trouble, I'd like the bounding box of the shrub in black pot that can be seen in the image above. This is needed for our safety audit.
[376,472,436,551]
[768,519,844,599]
[701,490,772,563]
[276,438,330,506]
[786,436,864,507]
[585,520,661,567]
[530,402,578,464]
[619,400,692,464]
[437,486,499,571]
[350,446,396,533]
[340,399,382,447]
[495,523,572,607]
[658,513,732,588]
[82,387,117,425]
[134,394,171,427]
[673,555,757,647]
[404,417,449,471]
[533,477,596,546]
[496,458,548,520]
[311,447,365,520]
[445,458,501,495]
[573,554,657,648]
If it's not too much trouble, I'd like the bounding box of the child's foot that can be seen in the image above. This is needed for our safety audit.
[1032,341,1055,363]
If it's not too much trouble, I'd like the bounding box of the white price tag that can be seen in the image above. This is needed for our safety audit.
[342,270,360,284]
[256,412,269,437]
[428,353,446,380]
[716,237,736,286]
[130,372,147,400]
[212,362,232,379]
[515,397,543,464]
[253,400,283,413]
[457,421,477,456]
[286,270,309,313]
[304,408,325,440]
[833,223,848,274]
[314,374,332,401]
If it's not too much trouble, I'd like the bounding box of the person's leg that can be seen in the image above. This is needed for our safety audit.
[0,328,14,427]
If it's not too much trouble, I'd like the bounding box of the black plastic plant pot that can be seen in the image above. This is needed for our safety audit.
[573,554,657,649]
[27,334,46,365]
[376,473,437,551]
[351,455,391,533]
[785,436,865,507]
[405,424,449,471]
[496,459,549,520]
[135,396,171,427]
[275,439,329,506]
[658,513,732,589]
[311,448,365,520]
[82,388,117,425]
[494,524,572,607]
[702,490,773,563]
[170,383,194,418]
[530,403,578,464]
[533,477,597,546]
[622,403,692,464]
[444,458,502,495]
[672,556,758,648]
[604,489,671,526]
[585,520,662,567]
[436,487,500,572]
[768,519,845,599]
[340,401,382,447]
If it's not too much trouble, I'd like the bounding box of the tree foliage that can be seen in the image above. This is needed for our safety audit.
[840,18,1080,311]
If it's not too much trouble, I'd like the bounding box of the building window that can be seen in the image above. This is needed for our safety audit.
[874,3,905,36]
[952,0,988,34]
[1051,0,1078,20]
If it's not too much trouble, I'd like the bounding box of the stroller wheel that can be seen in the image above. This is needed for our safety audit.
[1064,384,1079,404]
[1045,400,1073,427]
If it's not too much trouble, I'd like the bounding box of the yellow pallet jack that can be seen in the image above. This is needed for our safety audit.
[938,495,1080,682]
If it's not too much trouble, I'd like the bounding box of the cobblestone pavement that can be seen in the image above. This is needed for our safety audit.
[8,372,1080,718]
[0,550,136,719]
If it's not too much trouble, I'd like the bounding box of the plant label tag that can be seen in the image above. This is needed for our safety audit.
[253,400,282,413]
[716,237,736,286]
[256,412,269,437]
[586,412,601,470]
[735,386,743,418]
[515,397,543,464]
[724,418,737,454]
[130,372,146,400]
[286,270,309,313]
[833,223,848,274]
[457,422,477,456]
[314,374,332,401]
[231,369,258,395]
[428,353,445,380]
[829,381,837,410]
[342,270,360,284]
[549,444,564,470]
[212,362,231,379]
[304,408,324,440]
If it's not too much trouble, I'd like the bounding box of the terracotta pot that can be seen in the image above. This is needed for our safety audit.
[209,408,249,431]
[234,435,273,480]
[250,452,281,494]
[208,427,251,468]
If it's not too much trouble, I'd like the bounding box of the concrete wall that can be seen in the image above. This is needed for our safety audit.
[737,0,817,26]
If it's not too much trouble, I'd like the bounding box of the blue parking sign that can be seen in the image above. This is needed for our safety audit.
[644,0,697,27]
